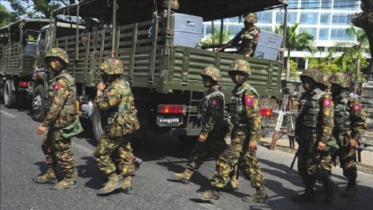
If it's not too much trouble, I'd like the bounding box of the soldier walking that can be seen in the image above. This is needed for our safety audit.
[292,68,338,203]
[329,72,367,197]
[93,58,140,195]
[34,48,82,190]
[169,65,238,189]
[196,59,268,203]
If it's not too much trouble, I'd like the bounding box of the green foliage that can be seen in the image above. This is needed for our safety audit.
[0,5,19,27]
[200,27,233,47]
[289,59,298,79]
[279,23,315,53]
[4,0,73,18]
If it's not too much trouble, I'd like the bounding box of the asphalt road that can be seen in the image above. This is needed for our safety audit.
[1,104,373,210]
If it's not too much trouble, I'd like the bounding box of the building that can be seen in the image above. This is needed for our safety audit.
[202,0,368,77]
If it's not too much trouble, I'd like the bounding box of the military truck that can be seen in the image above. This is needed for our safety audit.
[29,0,286,143]
[0,19,50,108]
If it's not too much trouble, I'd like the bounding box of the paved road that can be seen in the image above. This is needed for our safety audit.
[1,104,373,210]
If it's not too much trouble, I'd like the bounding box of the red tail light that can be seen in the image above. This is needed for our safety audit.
[260,108,273,116]
[158,104,185,114]
[19,81,29,88]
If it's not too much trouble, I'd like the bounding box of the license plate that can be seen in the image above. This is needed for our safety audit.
[157,115,182,127]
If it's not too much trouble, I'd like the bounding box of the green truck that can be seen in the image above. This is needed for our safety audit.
[3,0,287,143]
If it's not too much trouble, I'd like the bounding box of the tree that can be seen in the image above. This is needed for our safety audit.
[0,5,19,27]
[5,0,75,19]
[278,23,315,81]
[307,50,340,74]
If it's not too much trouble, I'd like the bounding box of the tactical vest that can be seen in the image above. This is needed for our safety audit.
[229,84,259,127]
[301,89,325,128]
[239,28,258,54]
[53,73,77,109]
[334,95,351,131]
[200,87,224,124]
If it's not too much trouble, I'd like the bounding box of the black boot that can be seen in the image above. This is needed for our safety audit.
[292,184,315,202]
[324,177,338,203]
[341,179,356,197]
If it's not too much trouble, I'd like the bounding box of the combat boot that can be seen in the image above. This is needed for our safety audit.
[242,187,268,203]
[222,180,239,191]
[97,173,123,195]
[33,168,58,184]
[169,169,193,184]
[292,184,315,202]
[324,177,338,203]
[132,157,143,176]
[341,179,356,197]
[50,178,76,190]
[122,176,133,194]
[195,188,220,202]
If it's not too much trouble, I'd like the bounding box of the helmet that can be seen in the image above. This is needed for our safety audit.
[44,48,69,64]
[229,59,251,76]
[100,58,124,75]
[321,72,331,87]
[200,65,221,82]
[161,0,179,10]
[244,12,257,24]
[329,72,350,88]
[300,68,323,84]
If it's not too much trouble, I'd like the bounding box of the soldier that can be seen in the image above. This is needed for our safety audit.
[216,12,260,57]
[320,72,331,92]
[160,0,179,17]
[34,47,82,190]
[93,58,140,195]
[195,59,268,203]
[292,68,338,203]
[169,65,238,189]
[329,72,367,197]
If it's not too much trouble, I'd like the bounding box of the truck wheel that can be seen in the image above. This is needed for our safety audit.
[178,136,198,146]
[31,85,45,122]
[92,103,107,143]
[3,80,17,108]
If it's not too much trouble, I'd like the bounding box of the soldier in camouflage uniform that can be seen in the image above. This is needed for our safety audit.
[169,66,238,189]
[93,58,140,195]
[196,59,268,203]
[34,48,79,190]
[329,72,367,197]
[320,72,331,92]
[216,12,260,57]
[292,68,338,203]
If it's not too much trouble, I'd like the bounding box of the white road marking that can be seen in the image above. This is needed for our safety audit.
[72,142,94,155]
[198,203,223,210]
[0,110,16,118]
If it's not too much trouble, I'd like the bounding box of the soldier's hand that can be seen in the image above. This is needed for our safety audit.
[317,141,326,151]
[216,47,223,52]
[248,140,257,152]
[36,125,47,134]
[96,82,106,91]
[198,134,207,142]
[348,139,358,147]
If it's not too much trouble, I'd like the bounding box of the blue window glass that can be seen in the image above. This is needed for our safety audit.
[333,0,358,10]
[332,14,350,25]
[300,12,318,25]
[257,11,273,24]
[299,27,317,39]
[331,29,354,40]
[288,0,299,9]
[227,25,243,36]
[318,28,329,40]
[259,26,271,32]
[276,12,297,24]
[228,17,239,23]
[321,0,332,9]
[320,13,330,24]
[301,0,319,9]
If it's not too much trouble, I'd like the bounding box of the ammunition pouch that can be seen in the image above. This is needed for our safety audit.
[60,116,84,138]
[107,112,140,138]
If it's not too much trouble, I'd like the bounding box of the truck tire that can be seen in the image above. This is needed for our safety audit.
[178,136,198,146]
[92,103,107,143]
[3,79,17,108]
[31,85,46,122]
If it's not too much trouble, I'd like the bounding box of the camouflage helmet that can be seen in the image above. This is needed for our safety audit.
[321,72,331,87]
[161,0,179,10]
[44,47,69,64]
[244,12,257,24]
[229,59,251,76]
[100,58,124,75]
[300,68,323,84]
[200,65,221,82]
[329,72,350,88]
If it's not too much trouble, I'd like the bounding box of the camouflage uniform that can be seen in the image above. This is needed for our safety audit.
[170,66,234,187]
[225,13,260,57]
[293,68,337,203]
[93,58,140,195]
[329,73,367,197]
[320,72,331,92]
[196,60,268,203]
[33,48,78,189]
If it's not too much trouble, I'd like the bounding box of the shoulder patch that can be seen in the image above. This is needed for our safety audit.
[352,104,361,112]
[245,96,254,106]
[210,99,218,107]
[53,83,60,91]
[104,90,111,96]
[323,98,331,107]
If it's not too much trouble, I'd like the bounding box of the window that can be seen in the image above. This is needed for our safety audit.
[321,0,332,9]
[288,0,299,9]
[318,28,329,40]
[333,0,358,10]
[227,25,243,37]
[299,27,317,39]
[320,13,330,24]
[301,0,319,9]
[227,17,239,23]
[276,12,297,24]
[300,13,318,25]
[331,29,354,40]
[257,11,273,24]
[259,26,271,32]
[332,14,350,25]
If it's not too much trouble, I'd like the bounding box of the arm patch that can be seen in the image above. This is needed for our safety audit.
[245,96,254,106]
[210,99,218,107]
[323,98,331,107]
[353,104,361,112]
[53,83,60,91]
